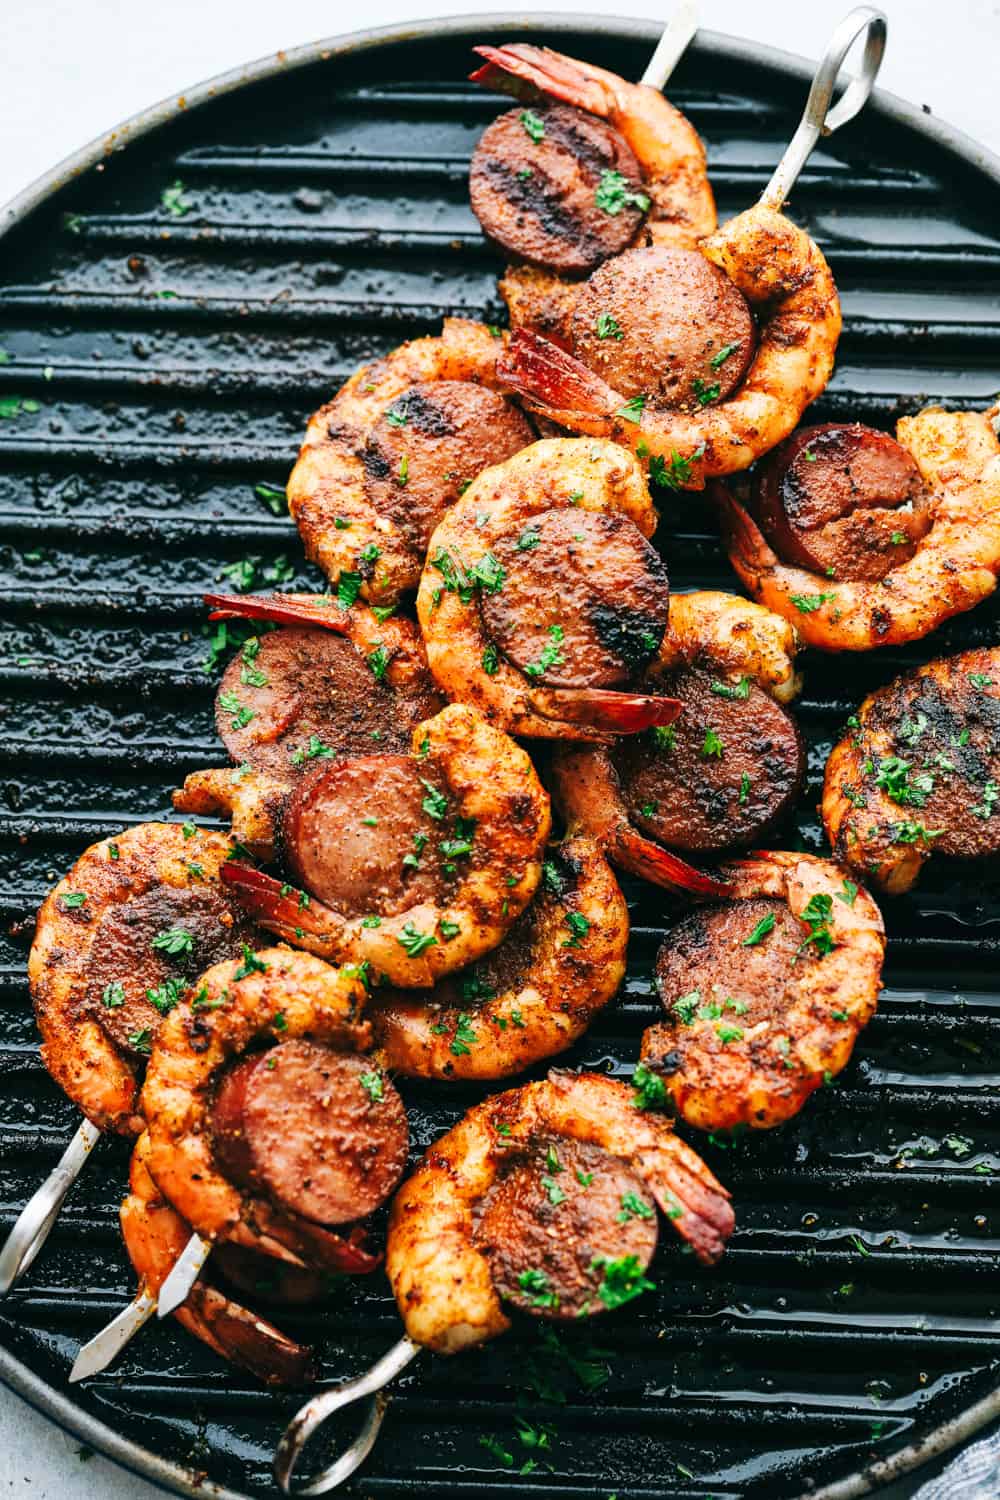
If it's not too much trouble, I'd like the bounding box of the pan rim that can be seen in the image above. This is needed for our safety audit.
[1,13,998,1500]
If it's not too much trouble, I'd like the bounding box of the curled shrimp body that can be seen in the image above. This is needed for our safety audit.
[121,1133,317,1386]
[141,947,378,1273]
[717,404,1000,650]
[288,319,535,604]
[497,205,841,486]
[28,822,254,1136]
[173,592,441,860]
[552,592,803,894]
[219,702,551,988]
[640,852,885,1132]
[468,43,715,334]
[823,647,1000,894]
[386,1070,733,1354]
[416,437,684,740]
[372,837,628,1080]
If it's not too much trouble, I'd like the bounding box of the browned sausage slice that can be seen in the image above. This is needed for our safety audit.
[652,897,799,1029]
[84,886,256,1059]
[282,755,456,918]
[754,424,933,581]
[216,628,437,777]
[572,247,757,409]
[613,664,804,852]
[361,381,535,553]
[213,1041,408,1227]
[474,1135,658,1320]
[470,104,647,274]
[480,510,669,688]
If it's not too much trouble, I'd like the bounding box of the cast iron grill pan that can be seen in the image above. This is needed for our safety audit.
[0,19,998,1500]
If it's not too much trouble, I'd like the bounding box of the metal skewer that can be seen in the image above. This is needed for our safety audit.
[274,1337,422,1496]
[156,1231,212,1316]
[69,1289,157,1383]
[760,6,887,210]
[640,1,699,89]
[0,1118,102,1295]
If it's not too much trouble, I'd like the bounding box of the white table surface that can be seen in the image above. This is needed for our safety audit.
[0,1,995,1496]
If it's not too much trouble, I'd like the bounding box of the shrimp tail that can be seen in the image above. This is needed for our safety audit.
[219,864,346,955]
[183,1285,318,1387]
[646,1138,735,1266]
[497,330,619,426]
[469,44,611,116]
[204,591,352,634]
[711,483,780,584]
[540,688,683,735]
[614,825,732,898]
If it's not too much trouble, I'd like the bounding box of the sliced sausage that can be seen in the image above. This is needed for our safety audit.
[216,628,438,777]
[754,424,933,582]
[652,896,801,1033]
[470,103,647,274]
[480,509,669,688]
[861,647,1000,859]
[212,1041,408,1227]
[84,885,255,1059]
[572,247,757,409]
[283,755,455,918]
[474,1135,658,1320]
[361,381,534,552]
[613,664,803,852]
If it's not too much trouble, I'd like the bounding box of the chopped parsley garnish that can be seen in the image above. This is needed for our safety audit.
[673,989,701,1024]
[516,526,541,551]
[398,922,438,958]
[107,842,120,860]
[594,170,650,216]
[717,1024,744,1044]
[218,690,254,730]
[562,910,591,948]
[337,570,362,608]
[420,780,449,820]
[479,1435,514,1468]
[146,975,186,1014]
[430,546,506,602]
[701,728,724,758]
[101,981,126,1009]
[969,673,994,689]
[615,394,646,424]
[439,918,461,940]
[874,755,934,808]
[891,820,942,845]
[692,377,721,406]
[218,556,258,592]
[520,109,546,142]
[290,734,335,766]
[396,455,409,486]
[367,644,390,680]
[359,1071,384,1104]
[576,1169,594,1187]
[739,771,751,805]
[128,1029,153,1055]
[596,312,623,340]
[542,859,564,895]
[631,1061,668,1110]
[589,1254,655,1309]
[743,912,775,947]
[518,1267,559,1310]
[152,927,194,957]
[970,781,999,819]
[254,481,287,515]
[891,531,907,545]
[272,1011,288,1032]
[523,623,565,679]
[790,591,836,614]
[711,675,750,701]
[234,944,269,981]
[837,880,858,907]
[616,1192,654,1223]
[60,892,87,909]
[710,341,741,368]
[182,822,197,839]
[482,643,500,675]
[361,915,381,929]
[796,893,836,959]
[541,1174,566,1207]
[161,180,191,217]
[650,723,676,751]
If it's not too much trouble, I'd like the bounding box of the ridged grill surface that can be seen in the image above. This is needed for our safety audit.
[0,23,999,1500]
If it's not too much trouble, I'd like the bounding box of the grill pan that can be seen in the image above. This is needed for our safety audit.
[1,14,999,1499]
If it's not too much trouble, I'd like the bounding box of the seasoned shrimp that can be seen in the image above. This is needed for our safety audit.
[29,822,256,1136]
[372,837,628,1079]
[497,204,841,485]
[552,591,803,893]
[288,319,535,604]
[386,1070,733,1353]
[717,404,1000,650]
[640,852,885,1131]
[219,701,551,987]
[173,592,441,859]
[121,1133,317,1386]
[823,647,1000,894]
[417,437,684,740]
[468,42,714,317]
[141,946,381,1273]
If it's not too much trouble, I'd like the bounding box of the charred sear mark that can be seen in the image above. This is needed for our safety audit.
[478,156,611,260]
[588,605,664,673]
[389,388,458,438]
[360,443,392,482]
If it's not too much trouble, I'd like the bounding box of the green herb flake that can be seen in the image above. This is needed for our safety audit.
[701,728,724,758]
[562,910,591,948]
[790,591,836,614]
[60,891,87,910]
[520,109,546,142]
[743,912,776,947]
[710,341,741,369]
[596,312,623,340]
[616,1191,655,1223]
[101,981,126,1010]
[631,1061,668,1111]
[615,394,646,424]
[595,169,650,216]
[589,1253,655,1309]
[398,921,438,959]
[161,180,192,217]
[711,675,751,701]
[360,1071,384,1104]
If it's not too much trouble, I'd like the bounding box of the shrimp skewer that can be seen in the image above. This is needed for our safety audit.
[494,11,887,487]
[640,852,885,1131]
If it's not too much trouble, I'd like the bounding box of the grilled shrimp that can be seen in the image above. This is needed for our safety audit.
[640,852,885,1131]
[287,318,535,604]
[141,946,385,1273]
[468,42,715,329]
[416,437,685,740]
[173,592,441,859]
[28,823,256,1136]
[372,837,628,1080]
[121,1133,317,1386]
[219,702,551,988]
[496,204,841,486]
[717,404,1000,650]
[823,647,1000,894]
[386,1070,733,1353]
[552,592,804,894]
